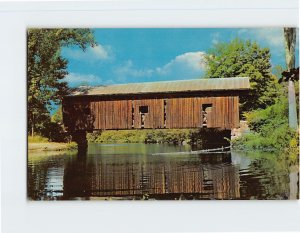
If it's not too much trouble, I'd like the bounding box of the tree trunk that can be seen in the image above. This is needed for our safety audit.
[288,80,298,130]
[284,28,298,131]
[284,28,296,70]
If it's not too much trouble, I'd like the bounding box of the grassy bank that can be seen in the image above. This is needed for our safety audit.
[28,135,77,151]
[87,129,194,145]
[231,98,299,163]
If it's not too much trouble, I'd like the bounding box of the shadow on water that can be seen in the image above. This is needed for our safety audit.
[27,143,299,200]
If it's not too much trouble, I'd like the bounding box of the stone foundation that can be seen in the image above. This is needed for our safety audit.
[231,120,250,140]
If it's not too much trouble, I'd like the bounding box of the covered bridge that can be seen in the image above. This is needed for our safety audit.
[62,77,250,150]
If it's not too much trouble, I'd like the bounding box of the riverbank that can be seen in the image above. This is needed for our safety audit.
[28,142,77,152]
[87,128,230,148]
[28,135,77,152]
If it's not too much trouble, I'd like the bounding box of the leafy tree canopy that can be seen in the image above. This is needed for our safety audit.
[27,29,96,136]
[205,38,281,112]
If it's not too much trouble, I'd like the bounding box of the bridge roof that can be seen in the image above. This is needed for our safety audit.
[71,77,250,96]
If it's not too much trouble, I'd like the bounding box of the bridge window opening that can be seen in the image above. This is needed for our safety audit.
[139,106,148,114]
[202,104,212,128]
[164,100,167,128]
[139,106,148,129]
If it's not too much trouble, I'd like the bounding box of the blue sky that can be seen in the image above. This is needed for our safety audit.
[62,28,299,87]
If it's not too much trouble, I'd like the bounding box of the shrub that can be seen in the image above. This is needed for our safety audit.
[66,142,78,150]
[233,97,299,154]
[86,128,231,148]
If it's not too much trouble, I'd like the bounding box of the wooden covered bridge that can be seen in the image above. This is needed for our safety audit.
[62,77,250,151]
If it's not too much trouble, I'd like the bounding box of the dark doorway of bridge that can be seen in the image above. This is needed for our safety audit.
[202,104,212,128]
[139,106,149,129]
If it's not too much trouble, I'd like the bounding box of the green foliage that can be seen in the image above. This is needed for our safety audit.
[66,142,78,151]
[43,106,72,142]
[232,98,299,154]
[87,128,231,149]
[205,38,281,111]
[28,135,49,143]
[88,129,194,145]
[27,29,96,138]
[40,121,70,142]
[272,64,285,80]
[244,98,288,132]
[51,106,63,123]
[27,105,70,142]
[232,133,272,151]
[232,125,298,152]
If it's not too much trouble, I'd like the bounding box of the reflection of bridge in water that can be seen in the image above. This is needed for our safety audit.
[28,145,295,200]
[63,152,240,200]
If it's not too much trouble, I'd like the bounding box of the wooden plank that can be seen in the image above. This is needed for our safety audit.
[165,99,169,128]
[196,97,201,128]
[234,96,239,127]
[169,98,173,128]
[182,98,186,128]
[101,101,105,129]
[105,101,109,129]
[162,99,165,128]
[98,101,101,129]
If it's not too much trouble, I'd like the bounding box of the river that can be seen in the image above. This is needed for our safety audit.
[27,143,299,200]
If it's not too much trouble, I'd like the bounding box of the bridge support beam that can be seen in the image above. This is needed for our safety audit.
[72,131,88,154]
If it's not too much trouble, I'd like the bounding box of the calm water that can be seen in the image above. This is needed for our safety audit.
[27,143,299,200]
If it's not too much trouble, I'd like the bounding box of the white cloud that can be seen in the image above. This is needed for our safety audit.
[63,44,113,62]
[91,44,110,59]
[64,73,105,87]
[156,51,206,75]
[211,32,220,45]
[116,60,153,77]
[238,28,284,48]
[114,51,206,83]
[114,60,153,79]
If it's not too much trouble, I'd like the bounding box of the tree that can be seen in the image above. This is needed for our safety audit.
[51,105,63,124]
[283,28,298,131]
[27,29,96,136]
[205,38,280,112]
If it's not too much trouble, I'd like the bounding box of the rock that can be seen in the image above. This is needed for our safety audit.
[231,120,250,140]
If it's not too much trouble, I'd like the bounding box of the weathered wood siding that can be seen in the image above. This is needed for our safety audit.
[166,96,239,129]
[133,99,164,129]
[90,100,132,130]
[63,95,240,131]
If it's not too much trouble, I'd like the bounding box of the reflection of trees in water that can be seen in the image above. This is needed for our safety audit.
[28,161,48,200]
[62,153,241,200]
[238,153,292,200]
[27,153,69,200]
